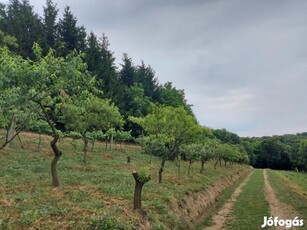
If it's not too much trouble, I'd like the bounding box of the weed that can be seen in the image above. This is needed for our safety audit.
[88,215,125,230]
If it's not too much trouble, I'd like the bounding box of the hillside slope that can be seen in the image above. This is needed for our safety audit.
[0,132,250,229]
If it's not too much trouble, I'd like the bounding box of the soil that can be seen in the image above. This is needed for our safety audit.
[263,169,300,230]
[204,170,254,230]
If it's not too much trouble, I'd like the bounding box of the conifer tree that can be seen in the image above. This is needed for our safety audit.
[43,0,58,52]
[3,0,43,58]
[57,6,86,56]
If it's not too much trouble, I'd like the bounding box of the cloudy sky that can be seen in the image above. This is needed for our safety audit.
[5,0,307,137]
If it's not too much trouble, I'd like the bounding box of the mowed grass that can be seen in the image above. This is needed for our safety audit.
[0,132,248,229]
[225,169,271,230]
[267,170,307,220]
[273,170,307,192]
[194,170,250,230]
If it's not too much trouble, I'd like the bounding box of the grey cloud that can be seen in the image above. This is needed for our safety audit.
[8,0,307,136]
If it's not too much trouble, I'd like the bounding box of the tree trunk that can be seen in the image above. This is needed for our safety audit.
[219,157,222,167]
[159,159,166,183]
[6,115,16,148]
[200,160,205,174]
[17,133,24,149]
[110,134,113,152]
[214,158,219,169]
[188,160,192,176]
[224,160,227,167]
[83,138,89,164]
[159,166,163,183]
[50,136,62,187]
[132,171,144,211]
[91,140,95,151]
[177,157,181,178]
[120,142,123,152]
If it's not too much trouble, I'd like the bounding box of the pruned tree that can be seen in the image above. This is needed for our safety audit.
[65,131,82,153]
[61,93,124,164]
[0,43,96,186]
[132,167,151,211]
[199,143,214,174]
[136,136,167,164]
[130,104,201,183]
[180,144,201,176]
[114,130,133,151]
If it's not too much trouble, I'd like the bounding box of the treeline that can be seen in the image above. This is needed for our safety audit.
[0,0,250,189]
[213,128,307,172]
[1,0,306,174]
[0,0,192,137]
[242,133,307,171]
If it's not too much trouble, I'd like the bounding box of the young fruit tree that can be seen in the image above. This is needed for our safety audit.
[0,44,97,186]
[113,130,133,163]
[197,143,214,174]
[130,105,201,183]
[180,144,201,176]
[61,93,123,164]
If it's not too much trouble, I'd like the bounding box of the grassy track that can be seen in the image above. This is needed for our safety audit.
[194,170,251,229]
[225,169,271,230]
[267,170,307,221]
[0,132,248,229]
[273,170,307,192]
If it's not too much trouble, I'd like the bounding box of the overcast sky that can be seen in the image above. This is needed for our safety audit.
[4,0,307,137]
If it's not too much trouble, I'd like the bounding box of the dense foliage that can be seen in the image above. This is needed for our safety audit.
[0,0,193,138]
[214,128,307,171]
[0,0,306,174]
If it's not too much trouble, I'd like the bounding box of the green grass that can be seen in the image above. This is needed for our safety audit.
[267,170,307,220]
[226,169,271,230]
[0,132,248,229]
[273,170,307,192]
[194,170,251,229]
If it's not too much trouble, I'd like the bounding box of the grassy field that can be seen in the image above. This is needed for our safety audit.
[272,170,307,192]
[0,132,248,229]
[267,170,307,220]
[194,171,249,229]
[225,169,271,230]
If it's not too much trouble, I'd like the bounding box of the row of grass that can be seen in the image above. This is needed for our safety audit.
[194,170,251,229]
[267,170,307,221]
[272,170,307,193]
[225,169,271,230]
[0,132,248,229]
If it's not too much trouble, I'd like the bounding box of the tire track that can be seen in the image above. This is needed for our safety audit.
[204,170,254,230]
[263,169,300,230]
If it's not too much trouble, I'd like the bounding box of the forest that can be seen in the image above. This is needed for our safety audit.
[0,0,307,180]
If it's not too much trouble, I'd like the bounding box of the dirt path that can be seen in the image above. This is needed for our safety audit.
[263,169,300,230]
[204,170,254,230]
